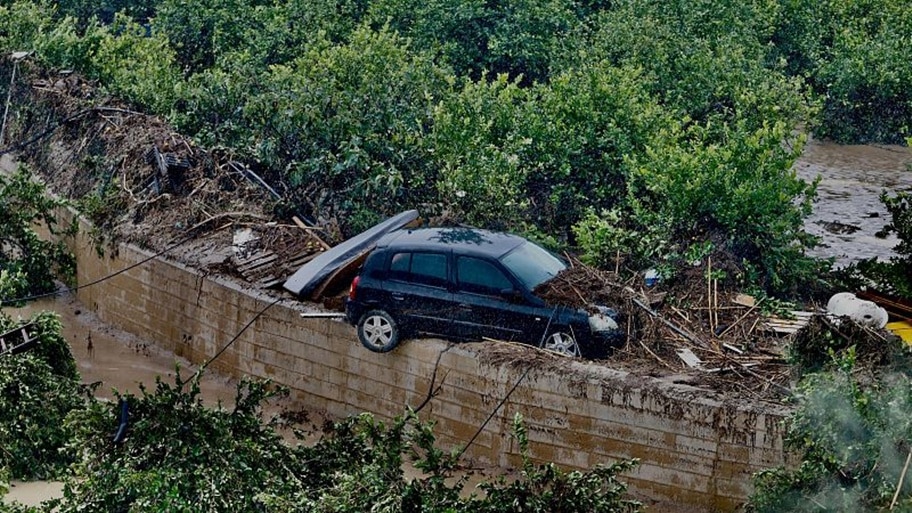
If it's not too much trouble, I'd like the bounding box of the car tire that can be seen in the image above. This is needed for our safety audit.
[357,310,401,353]
[541,329,581,357]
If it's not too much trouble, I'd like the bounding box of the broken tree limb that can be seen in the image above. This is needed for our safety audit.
[185,211,268,234]
[228,161,281,200]
[412,345,453,414]
[293,215,331,251]
[717,297,764,338]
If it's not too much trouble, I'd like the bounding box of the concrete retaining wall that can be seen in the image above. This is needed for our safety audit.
[64,215,791,512]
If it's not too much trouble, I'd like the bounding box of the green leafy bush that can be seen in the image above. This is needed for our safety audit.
[0,312,85,480]
[577,119,825,295]
[243,26,452,234]
[771,0,912,144]
[53,369,641,512]
[750,350,912,512]
[0,166,75,304]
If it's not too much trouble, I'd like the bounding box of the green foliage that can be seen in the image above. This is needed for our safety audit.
[244,26,452,234]
[559,0,810,127]
[0,312,85,480]
[54,0,158,29]
[57,371,306,512]
[0,1,55,54]
[573,117,826,295]
[365,0,489,79]
[0,166,75,304]
[50,370,640,512]
[520,63,668,238]
[771,0,912,143]
[749,352,912,512]
[366,0,577,84]
[431,74,531,229]
[82,15,179,113]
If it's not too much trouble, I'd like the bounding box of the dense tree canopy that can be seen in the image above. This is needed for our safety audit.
[1,0,910,294]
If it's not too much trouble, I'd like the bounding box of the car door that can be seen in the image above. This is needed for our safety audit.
[381,250,455,335]
[451,255,552,342]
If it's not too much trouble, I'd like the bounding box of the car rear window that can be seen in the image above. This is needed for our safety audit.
[499,241,566,289]
[388,251,448,288]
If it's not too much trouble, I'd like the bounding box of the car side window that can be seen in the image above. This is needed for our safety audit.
[388,251,448,288]
[456,256,514,296]
[389,252,411,281]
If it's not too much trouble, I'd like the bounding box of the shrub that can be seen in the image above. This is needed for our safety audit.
[0,166,74,303]
[0,312,85,480]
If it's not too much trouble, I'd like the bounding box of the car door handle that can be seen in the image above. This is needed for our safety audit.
[458,303,472,311]
[391,293,405,301]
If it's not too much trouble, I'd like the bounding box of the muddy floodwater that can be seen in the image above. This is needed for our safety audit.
[796,138,912,267]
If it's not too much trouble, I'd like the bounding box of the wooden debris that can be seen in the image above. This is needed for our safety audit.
[761,311,816,335]
[676,347,703,368]
[299,312,346,319]
[0,323,37,356]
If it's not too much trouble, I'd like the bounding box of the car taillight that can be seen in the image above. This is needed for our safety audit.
[349,275,360,301]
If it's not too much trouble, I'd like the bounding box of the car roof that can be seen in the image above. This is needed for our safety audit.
[376,227,527,259]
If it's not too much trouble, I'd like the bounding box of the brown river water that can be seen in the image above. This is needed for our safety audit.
[796,138,912,267]
[1,139,911,507]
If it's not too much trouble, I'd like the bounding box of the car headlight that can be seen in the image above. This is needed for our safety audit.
[588,305,620,332]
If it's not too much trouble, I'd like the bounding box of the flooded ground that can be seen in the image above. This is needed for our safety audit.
[795,138,912,267]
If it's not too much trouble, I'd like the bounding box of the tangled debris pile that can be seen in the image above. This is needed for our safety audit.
[528,256,906,402]
[6,65,329,276]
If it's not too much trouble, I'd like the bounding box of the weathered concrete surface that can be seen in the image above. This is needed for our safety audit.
[58,209,790,512]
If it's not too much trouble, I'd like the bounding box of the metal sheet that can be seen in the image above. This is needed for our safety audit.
[283,210,419,298]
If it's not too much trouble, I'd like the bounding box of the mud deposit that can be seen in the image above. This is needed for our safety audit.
[796,138,912,267]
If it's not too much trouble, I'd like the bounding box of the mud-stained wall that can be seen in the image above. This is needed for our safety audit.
[63,213,791,512]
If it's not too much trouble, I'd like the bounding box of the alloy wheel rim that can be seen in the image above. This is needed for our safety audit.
[544,332,577,356]
[364,316,393,347]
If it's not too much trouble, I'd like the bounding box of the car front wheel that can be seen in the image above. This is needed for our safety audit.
[357,310,400,353]
[542,330,581,357]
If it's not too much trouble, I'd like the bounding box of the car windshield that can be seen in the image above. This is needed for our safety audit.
[499,241,566,290]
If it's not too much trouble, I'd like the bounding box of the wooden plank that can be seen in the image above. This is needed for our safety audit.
[237,255,279,274]
[732,293,756,307]
[0,323,37,356]
[235,251,276,268]
[676,347,703,368]
[293,216,331,251]
[761,311,815,335]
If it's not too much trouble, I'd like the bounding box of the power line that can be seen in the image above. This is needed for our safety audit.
[0,229,202,306]
[194,297,281,379]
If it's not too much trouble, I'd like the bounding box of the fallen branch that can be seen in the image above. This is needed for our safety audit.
[632,297,709,349]
[891,448,912,509]
[717,297,764,338]
[185,211,269,234]
[412,345,453,413]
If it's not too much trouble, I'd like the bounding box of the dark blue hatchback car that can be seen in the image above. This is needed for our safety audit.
[345,227,623,358]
